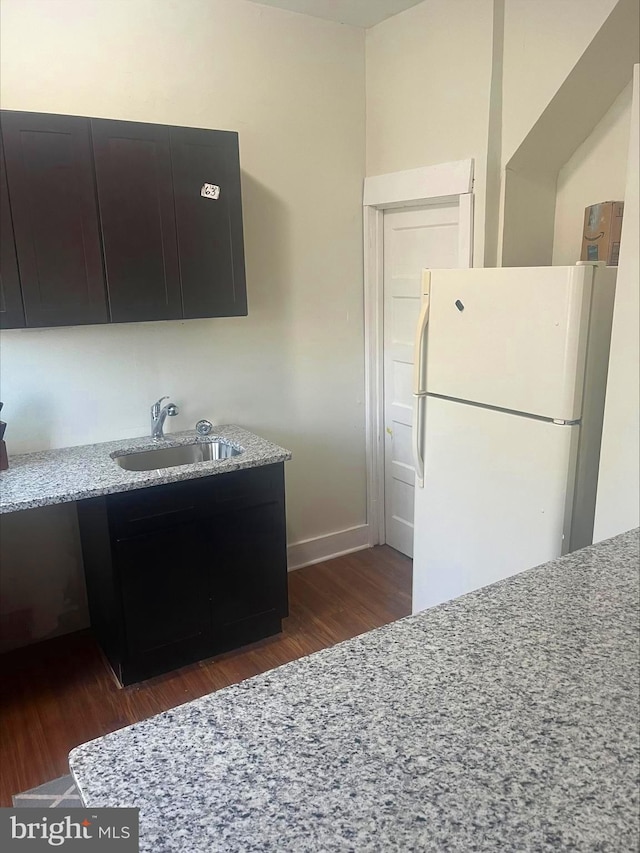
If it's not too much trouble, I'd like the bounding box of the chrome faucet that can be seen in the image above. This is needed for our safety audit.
[151,396,179,441]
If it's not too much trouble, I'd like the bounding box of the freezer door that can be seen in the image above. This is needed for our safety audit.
[425,265,594,421]
[412,396,579,614]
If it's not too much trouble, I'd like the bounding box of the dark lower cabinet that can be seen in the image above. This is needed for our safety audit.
[116,520,212,680]
[211,502,289,652]
[77,464,288,686]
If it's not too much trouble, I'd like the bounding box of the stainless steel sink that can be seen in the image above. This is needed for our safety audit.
[114,441,242,472]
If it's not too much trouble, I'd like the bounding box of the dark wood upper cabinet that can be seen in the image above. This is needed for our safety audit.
[91,119,182,323]
[0,136,25,329]
[171,126,247,319]
[0,111,247,329]
[0,111,107,327]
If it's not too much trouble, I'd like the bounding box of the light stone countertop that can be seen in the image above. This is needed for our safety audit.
[69,528,640,852]
[0,426,292,514]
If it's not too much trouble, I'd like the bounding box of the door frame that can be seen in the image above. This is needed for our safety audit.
[363,159,475,547]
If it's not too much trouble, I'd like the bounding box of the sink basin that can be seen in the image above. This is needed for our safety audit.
[114,441,242,472]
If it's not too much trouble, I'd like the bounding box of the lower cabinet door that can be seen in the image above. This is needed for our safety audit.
[209,500,288,649]
[116,520,211,681]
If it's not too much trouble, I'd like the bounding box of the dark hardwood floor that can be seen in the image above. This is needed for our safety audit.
[0,545,411,805]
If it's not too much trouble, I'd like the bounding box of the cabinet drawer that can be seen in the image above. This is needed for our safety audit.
[108,464,283,539]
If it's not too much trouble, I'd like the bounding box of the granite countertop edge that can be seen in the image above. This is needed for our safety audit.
[0,425,292,514]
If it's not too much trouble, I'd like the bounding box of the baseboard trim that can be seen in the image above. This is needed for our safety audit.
[287,524,371,571]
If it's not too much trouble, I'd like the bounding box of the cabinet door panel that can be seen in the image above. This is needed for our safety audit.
[170,127,247,318]
[92,119,182,323]
[117,521,210,657]
[210,500,288,630]
[0,136,24,329]
[1,111,107,327]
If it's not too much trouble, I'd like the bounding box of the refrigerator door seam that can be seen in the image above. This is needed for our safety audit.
[425,392,582,425]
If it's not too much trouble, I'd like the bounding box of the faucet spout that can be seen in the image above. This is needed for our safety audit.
[151,397,179,441]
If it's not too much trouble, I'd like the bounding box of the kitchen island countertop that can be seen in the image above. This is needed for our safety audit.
[0,425,291,514]
[69,528,640,852]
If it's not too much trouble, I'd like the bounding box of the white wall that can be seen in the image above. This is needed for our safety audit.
[594,65,640,541]
[501,0,619,166]
[0,0,366,648]
[499,0,632,266]
[552,82,632,266]
[365,0,495,265]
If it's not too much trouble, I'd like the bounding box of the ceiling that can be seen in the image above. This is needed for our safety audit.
[250,0,425,29]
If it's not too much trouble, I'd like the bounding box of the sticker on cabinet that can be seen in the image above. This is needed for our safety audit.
[200,183,220,199]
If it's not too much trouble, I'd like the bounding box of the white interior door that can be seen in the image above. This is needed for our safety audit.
[383,202,463,556]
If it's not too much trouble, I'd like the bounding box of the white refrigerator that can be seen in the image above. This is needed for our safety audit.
[411,263,617,614]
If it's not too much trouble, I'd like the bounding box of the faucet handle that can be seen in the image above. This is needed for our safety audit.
[151,396,169,416]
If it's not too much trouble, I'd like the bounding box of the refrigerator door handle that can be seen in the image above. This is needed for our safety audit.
[412,276,430,488]
[412,392,426,488]
[413,292,430,395]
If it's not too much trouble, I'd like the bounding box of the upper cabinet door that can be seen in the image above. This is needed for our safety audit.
[92,119,182,323]
[1,112,107,327]
[170,127,247,319]
[0,136,25,329]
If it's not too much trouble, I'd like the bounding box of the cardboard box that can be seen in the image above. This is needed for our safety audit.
[581,200,624,265]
